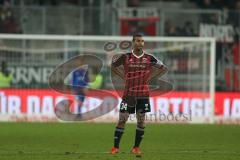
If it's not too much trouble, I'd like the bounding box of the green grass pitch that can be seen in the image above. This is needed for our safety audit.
[0,123,239,160]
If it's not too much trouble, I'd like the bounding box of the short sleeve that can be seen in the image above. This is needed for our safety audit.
[112,54,125,67]
[150,55,163,67]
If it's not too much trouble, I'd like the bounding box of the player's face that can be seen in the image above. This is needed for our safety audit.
[133,37,144,50]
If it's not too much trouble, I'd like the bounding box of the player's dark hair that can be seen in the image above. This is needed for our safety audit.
[132,34,143,42]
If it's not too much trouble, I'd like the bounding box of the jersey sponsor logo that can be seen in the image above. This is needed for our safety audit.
[129,64,146,68]
[142,58,148,63]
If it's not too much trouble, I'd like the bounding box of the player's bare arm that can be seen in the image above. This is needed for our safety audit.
[148,63,168,83]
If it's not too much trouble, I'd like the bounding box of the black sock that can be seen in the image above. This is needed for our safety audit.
[113,127,124,148]
[134,126,145,147]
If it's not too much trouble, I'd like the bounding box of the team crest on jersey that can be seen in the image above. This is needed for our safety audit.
[142,58,148,63]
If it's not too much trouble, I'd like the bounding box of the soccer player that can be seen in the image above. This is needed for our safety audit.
[72,66,89,117]
[110,34,168,155]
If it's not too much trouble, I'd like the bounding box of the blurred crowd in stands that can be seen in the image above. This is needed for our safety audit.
[0,0,239,35]
[0,0,239,91]
[195,0,239,10]
[165,20,196,37]
[0,0,21,33]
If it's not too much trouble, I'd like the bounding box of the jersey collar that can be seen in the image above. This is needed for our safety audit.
[132,50,145,58]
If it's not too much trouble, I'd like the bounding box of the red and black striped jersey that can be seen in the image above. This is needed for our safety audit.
[112,51,163,97]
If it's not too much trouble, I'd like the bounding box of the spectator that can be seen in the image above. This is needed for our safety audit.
[0,5,22,33]
[196,0,215,9]
[0,61,13,88]
[181,21,196,36]
[72,65,89,116]
[164,19,180,36]
[231,37,240,91]
[227,0,240,28]
[2,16,22,33]
[38,0,59,6]
[128,0,140,7]
[89,67,103,89]
[224,35,240,91]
